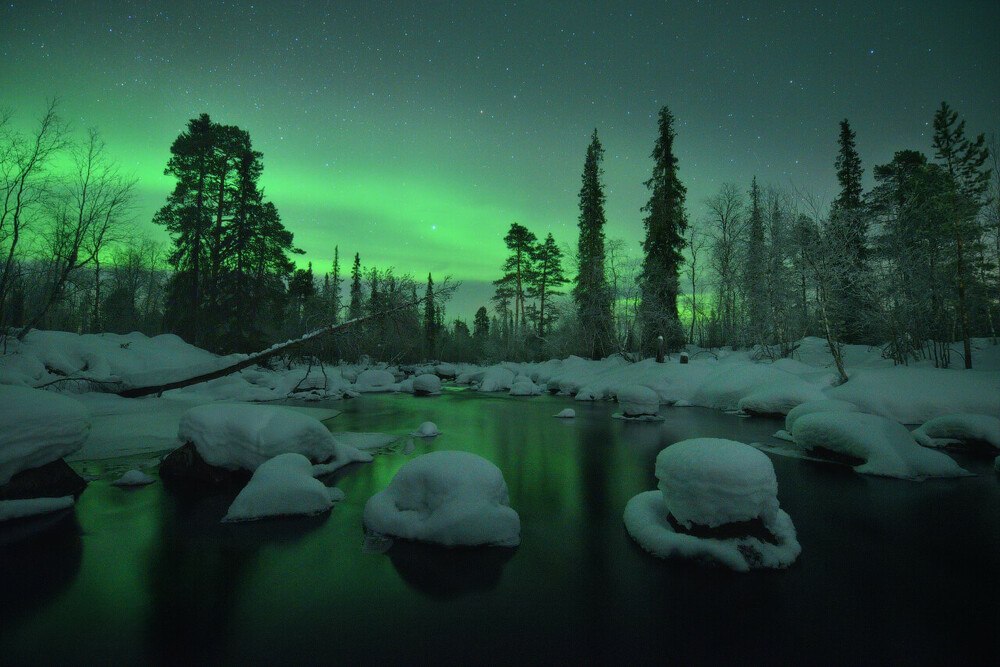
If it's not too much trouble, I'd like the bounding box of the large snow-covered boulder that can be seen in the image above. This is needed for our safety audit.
[363,451,520,547]
[354,369,397,393]
[912,413,1000,451]
[0,386,90,486]
[791,412,968,479]
[413,374,442,396]
[784,399,861,433]
[176,404,352,472]
[624,438,800,572]
[411,421,441,437]
[554,408,576,419]
[223,453,344,522]
[477,366,515,393]
[617,385,660,417]
[509,378,542,396]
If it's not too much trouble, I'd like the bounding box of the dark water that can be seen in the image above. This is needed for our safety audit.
[1,390,998,665]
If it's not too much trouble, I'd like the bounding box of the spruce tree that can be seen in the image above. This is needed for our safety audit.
[348,253,363,320]
[639,106,688,353]
[473,305,490,358]
[424,273,436,359]
[329,245,341,324]
[744,177,767,346]
[528,232,567,338]
[573,129,614,359]
[932,101,991,369]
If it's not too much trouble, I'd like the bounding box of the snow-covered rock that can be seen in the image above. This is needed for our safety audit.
[785,399,861,433]
[413,374,442,395]
[363,451,520,547]
[617,385,660,417]
[554,408,576,419]
[395,377,415,394]
[912,413,1000,451]
[112,470,155,487]
[624,438,800,572]
[0,386,90,486]
[791,412,968,479]
[509,378,542,396]
[411,421,441,437]
[0,496,75,522]
[354,369,397,392]
[177,404,367,472]
[223,453,344,522]
[477,366,515,393]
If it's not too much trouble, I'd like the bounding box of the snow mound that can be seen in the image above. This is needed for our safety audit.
[617,385,659,417]
[624,438,800,572]
[413,374,442,395]
[363,451,520,547]
[0,386,90,485]
[477,366,515,393]
[112,470,156,487]
[411,421,441,437]
[554,408,576,419]
[510,378,542,396]
[791,412,968,479]
[656,438,780,528]
[912,413,1000,451]
[177,404,365,472]
[624,492,800,572]
[0,496,75,522]
[355,369,397,393]
[691,364,823,413]
[223,453,344,522]
[785,399,861,433]
[737,383,827,416]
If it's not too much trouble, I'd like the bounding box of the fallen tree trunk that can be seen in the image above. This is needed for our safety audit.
[115,284,454,398]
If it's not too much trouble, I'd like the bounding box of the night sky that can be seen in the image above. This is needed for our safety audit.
[3,1,997,318]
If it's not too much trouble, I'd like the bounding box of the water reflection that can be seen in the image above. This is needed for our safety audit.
[387,541,517,599]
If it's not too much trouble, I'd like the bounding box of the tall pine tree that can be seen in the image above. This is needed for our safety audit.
[573,129,614,359]
[639,106,688,353]
[348,252,363,321]
[528,232,567,338]
[493,222,537,335]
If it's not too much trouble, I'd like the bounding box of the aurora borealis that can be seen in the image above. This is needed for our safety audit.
[3,1,997,317]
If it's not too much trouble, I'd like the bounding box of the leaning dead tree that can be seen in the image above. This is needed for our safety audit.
[113,279,458,399]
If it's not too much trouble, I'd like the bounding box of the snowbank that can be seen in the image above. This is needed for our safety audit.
[791,412,968,479]
[363,451,520,547]
[785,399,861,433]
[0,496,75,522]
[177,404,368,472]
[624,438,800,572]
[912,413,1000,451]
[0,386,90,485]
[223,453,344,522]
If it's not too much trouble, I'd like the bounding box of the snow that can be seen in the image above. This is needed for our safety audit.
[354,369,398,393]
[624,492,800,572]
[912,413,1000,450]
[554,408,576,419]
[0,496,75,522]
[785,399,861,433]
[509,378,542,396]
[0,386,90,485]
[112,470,156,487]
[476,366,515,393]
[791,412,969,479]
[363,450,520,547]
[223,453,345,522]
[655,439,780,528]
[624,438,800,572]
[411,421,441,437]
[617,385,660,417]
[413,373,442,395]
[177,403,369,472]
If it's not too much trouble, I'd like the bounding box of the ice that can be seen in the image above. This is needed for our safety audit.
[413,373,442,395]
[617,385,660,417]
[223,453,344,522]
[655,438,780,528]
[791,412,969,479]
[112,470,156,487]
[0,386,90,485]
[912,413,1000,450]
[177,403,369,472]
[411,421,441,437]
[363,450,520,547]
[354,369,397,392]
[554,408,576,418]
[0,496,75,522]
[624,438,800,572]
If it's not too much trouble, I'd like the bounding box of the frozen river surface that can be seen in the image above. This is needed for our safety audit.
[1,390,998,665]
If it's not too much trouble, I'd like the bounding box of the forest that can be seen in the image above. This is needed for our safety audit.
[1,100,996,372]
